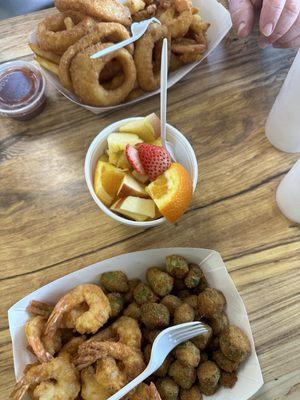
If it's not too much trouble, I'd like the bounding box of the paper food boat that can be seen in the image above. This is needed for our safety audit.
[8,247,263,400]
[30,0,232,113]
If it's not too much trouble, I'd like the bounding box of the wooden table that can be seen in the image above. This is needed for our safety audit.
[1,7,300,399]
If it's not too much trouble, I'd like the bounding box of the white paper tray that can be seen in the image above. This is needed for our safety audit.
[8,247,263,400]
[30,0,232,113]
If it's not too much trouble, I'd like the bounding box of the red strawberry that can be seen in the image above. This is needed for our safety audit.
[136,143,171,181]
[125,144,146,175]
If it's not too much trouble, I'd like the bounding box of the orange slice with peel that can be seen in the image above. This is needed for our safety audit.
[146,163,193,223]
[94,161,125,206]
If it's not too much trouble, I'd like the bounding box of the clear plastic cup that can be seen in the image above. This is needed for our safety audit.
[0,60,46,120]
[265,50,300,153]
[85,117,198,227]
[276,159,300,223]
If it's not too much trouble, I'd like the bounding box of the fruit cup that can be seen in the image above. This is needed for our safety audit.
[85,117,198,227]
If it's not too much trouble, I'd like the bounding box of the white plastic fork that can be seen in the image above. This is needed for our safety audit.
[90,17,161,59]
[160,38,177,161]
[107,322,208,400]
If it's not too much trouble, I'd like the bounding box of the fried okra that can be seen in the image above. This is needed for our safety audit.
[168,360,196,390]
[219,325,251,362]
[177,290,190,301]
[173,278,187,292]
[208,313,229,335]
[197,361,220,396]
[161,295,182,315]
[180,385,203,400]
[191,324,212,350]
[147,267,174,297]
[133,282,158,305]
[184,264,205,289]
[156,378,180,400]
[174,303,195,325]
[155,355,174,378]
[166,255,189,279]
[107,293,125,317]
[100,271,129,293]
[197,288,226,317]
[175,341,200,368]
[212,350,240,373]
[219,371,238,388]
[123,302,141,320]
[143,328,162,344]
[141,303,170,328]
[183,295,198,309]
[124,278,141,303]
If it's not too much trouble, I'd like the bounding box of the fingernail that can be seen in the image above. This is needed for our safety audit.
[237,22,246,37]
[258,36,269,48]
[262,23,273,37]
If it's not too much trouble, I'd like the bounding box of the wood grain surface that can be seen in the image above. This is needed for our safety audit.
[1,5,300,399]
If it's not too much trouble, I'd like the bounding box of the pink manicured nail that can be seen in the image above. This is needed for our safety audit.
[262,23,273,37]
[237,22,246,36]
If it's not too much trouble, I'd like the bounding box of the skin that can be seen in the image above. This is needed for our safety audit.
[229,0,300,48]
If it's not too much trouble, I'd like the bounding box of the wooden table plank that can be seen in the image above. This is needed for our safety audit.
[1,5,300,400]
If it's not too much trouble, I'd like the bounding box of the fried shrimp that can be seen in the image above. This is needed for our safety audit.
[59,23,134,91]
[45,284,111,337]
[9,356,80,400]
[55,0,132,26]
[134,23,169,91]
[95,357,127,392]
[75,341,145,379]
[27,300,54,318]
[70,43,136,106]
[25,316,61,363]
[81,366,113,400]
[37,11,97,54]
[130,383,162,400]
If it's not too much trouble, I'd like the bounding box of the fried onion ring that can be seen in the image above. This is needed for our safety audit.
[59,23,134,90]
[70,43,136,106]
[159,7,192,38]
[134,23,169,91]
[37,12,97,54]
[55,0,132,26]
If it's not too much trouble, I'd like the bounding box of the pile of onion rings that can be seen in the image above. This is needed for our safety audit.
[31,0,210,106]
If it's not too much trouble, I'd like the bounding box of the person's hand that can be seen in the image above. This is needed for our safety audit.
[229,0,300,48]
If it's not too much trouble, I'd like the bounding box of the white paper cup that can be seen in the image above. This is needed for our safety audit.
[85,117,198,227]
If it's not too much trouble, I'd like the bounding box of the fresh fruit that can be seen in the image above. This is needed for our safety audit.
[146,163,193,223]
[145,113,161,138]
[107,149,120,166]
[132,170,149,184]
[111,196,156,221]
[151,138,162,146]
[126,144,146,175]
[99,153,109,162]
[137,143,171,181]
[107,133,143,153]
[94,161,125,206]
[111,199,148,222]
[117,174,148,198]
[119,117,159,143]
[116,151,131,169]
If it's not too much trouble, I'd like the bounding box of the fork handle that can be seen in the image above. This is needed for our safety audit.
[90,37,135,59]
[107,365,156,400]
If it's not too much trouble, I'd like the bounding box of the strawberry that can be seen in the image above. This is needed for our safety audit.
[136,143,171,181]
[125,144,146,175]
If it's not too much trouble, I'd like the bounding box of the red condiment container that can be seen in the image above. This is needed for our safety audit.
[0,60,46,120]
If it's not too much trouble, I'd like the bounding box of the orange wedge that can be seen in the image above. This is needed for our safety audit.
[94,161,125,206]
[146,163,193,223]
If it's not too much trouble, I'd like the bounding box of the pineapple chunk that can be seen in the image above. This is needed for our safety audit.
[107,133,142,154]
[119,119,156,142]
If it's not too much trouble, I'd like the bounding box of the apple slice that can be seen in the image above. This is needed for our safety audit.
[119,118,157,143]
[145,113,161,138]
[111,196,156,220]
[111,198,148,221]
[132,170,149,184]
[151,138,162,146]
[107,133,143,154]
[117,174,148,198]
[94,161,125,206]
